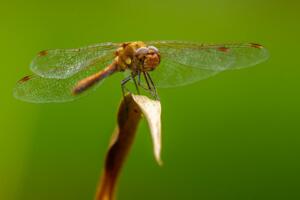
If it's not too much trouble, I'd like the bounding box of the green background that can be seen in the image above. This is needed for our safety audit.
[1,0,299,199]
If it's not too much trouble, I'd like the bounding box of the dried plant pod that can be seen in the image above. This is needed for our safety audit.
[96,94,162,200]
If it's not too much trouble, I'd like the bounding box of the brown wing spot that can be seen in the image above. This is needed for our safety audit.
[18,75,31,83]
[250,43,263,49]
[38,50,48,56]
[217,47,230,53]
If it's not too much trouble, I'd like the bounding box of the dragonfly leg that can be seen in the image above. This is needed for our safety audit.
[143,72,159,99]
[137,71,151,91]
[146,72,159,100]
[143,71,153,92]
[121,75,132,98]
[135,71,159,99]
[137,71,141,85]
[131,72,140,95]
[121,73,140,98]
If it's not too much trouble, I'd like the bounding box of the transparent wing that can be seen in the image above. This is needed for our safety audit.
[148,41,269,71]
[149,58,219,88]
[30,42,119,79]
[14,57,113,103]
[145,41,269,88]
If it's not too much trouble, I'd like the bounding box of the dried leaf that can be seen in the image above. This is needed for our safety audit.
[132,94,162,165]
[96,94,162,200]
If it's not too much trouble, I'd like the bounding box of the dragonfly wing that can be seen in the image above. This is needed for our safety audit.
[148,58,219,88]
[30,42,119,79]
[145,41,269,88]
[148,41,269,71]
[14,58,113,103]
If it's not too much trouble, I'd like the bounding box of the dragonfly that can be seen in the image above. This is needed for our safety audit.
[14,41,269,103]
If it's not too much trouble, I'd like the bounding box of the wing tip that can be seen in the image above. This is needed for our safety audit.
[249,42,270,61]
[13,75,77,104]
[249,43,264,49]
[37,50,49,57]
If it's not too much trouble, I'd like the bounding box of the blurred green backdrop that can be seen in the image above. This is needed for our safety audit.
[1,0,300,199]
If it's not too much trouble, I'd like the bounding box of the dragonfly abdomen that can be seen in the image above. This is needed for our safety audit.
[73,62,117,95]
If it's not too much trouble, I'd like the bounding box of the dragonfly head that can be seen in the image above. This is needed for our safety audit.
[135,46,160,71]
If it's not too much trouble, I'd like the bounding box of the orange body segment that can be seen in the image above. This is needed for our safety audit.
[73,62,118,95]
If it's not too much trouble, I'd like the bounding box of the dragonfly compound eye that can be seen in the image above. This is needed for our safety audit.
[135,47,148,56]
[148,46,159,53]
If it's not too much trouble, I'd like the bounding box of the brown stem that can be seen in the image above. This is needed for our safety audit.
[95,95,142,200]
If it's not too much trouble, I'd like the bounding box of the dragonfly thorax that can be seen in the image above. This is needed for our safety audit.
[115,42,160,72]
